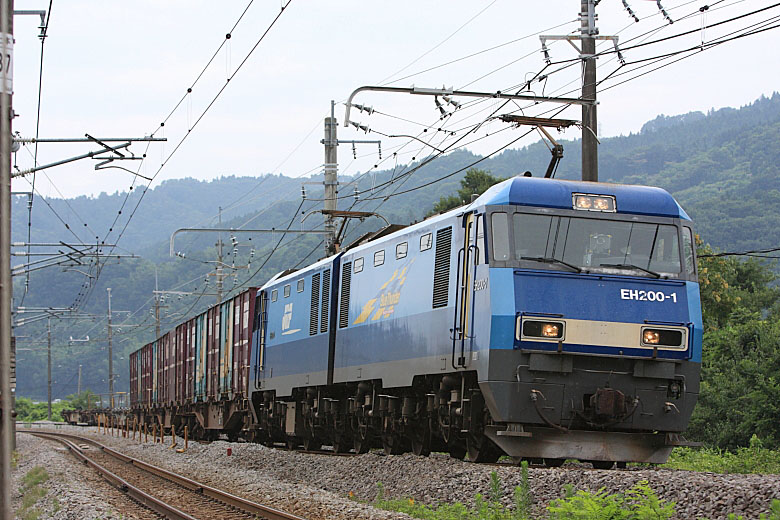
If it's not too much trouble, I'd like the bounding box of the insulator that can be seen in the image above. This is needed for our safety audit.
[354,186,360,201]
[377,143,382,160]
[541,43,551,65]
[442,95,461,108]
[434,96,447,116]
[301,186,306,199]
[352,103,374,115]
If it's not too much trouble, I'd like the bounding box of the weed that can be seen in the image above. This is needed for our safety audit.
[16,466,50,520]
[659,437,780,474]
[547,480,675,519]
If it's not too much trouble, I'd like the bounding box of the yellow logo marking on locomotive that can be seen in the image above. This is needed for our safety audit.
[353,298,378,325]
[380,270,398,290]
[353,258,415,325]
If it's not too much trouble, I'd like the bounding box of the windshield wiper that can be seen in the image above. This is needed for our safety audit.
[599,263,661,278]
[520,256,582,273]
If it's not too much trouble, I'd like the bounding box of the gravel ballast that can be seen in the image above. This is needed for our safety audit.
[11,431,157,519]
[21,425,780,519]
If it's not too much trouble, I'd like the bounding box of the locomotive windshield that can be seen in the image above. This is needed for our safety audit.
[489,209,697,280]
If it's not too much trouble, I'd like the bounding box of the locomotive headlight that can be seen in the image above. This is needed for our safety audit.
[542,323,560,337]
[521,319,564,340]
[643,330,661,345]
[573,194,616,212]
[575,196,592,209]
[641,327,685,348]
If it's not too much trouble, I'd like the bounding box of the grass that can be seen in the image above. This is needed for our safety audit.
[17,466,50,520]
[659,436,780,474]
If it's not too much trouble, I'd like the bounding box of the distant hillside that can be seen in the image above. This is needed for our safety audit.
[12,93,780,400]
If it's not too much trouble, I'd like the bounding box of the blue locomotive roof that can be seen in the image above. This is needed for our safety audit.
[473,176,690,220]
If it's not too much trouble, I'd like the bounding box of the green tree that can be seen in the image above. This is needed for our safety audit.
[430,168,504,215]
[66,390,97,410]
[697,237,779,331]
[688,239,780,449]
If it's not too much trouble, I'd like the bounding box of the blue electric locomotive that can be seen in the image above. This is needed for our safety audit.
[248,175,702,465]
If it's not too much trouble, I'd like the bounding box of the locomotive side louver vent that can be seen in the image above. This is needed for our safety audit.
[310,273,320,335]
[339,262,352,328]
[432,226,452,308]
[321,268,331,333]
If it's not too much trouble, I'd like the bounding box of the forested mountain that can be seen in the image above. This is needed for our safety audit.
[12,93,780,400]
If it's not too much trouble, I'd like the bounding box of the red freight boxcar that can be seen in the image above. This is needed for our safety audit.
[141,342,153,407]
[129,350,138,407]
[206,306,219,401]
[231,289,256,399]
[174,316,197,405]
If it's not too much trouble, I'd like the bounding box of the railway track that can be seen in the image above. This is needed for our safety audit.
[20,430,307,520]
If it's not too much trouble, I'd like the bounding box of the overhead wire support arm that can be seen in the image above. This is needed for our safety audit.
[11,135,167,179]
[343,85,592,127]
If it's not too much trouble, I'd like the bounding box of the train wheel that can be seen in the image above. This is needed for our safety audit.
[381,434,405,456]
[466,435,501,463]
[449,444,467,460]
[591,460,615,470]
[410,427,431,457]
[353,428,372,454]
[332,431,350,454]
[303,437,322,451]
[544,458,565,468]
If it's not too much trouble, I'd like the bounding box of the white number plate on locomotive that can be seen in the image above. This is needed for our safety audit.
[620,289,678,303]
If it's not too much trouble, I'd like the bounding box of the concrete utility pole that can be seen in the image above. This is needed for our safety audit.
[47,318,52,420]
[1,0,14,516]
[323,101,338,256]
[77,364,82,395]
[107,288,113,402]
[581,0,598,182]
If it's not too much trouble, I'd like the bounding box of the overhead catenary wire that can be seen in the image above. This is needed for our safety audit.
[57,1,295,316]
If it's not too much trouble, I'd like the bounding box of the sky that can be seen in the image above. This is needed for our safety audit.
[9,0,780,200]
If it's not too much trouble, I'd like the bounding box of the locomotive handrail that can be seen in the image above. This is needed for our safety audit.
[451,247,465,370]
[465,243,480,367]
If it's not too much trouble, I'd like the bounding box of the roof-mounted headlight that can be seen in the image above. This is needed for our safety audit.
[573,193,616,212]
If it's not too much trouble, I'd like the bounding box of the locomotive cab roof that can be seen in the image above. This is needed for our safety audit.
[471,175,691,220]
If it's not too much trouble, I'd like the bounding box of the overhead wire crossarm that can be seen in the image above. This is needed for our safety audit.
[12,135,167,178]
[344,85,592,127]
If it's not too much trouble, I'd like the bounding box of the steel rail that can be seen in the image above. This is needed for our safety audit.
[26,432,196,520]
[21,430,307,520]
